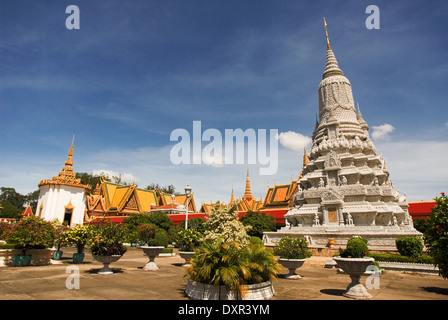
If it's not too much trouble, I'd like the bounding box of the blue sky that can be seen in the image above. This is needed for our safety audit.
[1,0,447,205]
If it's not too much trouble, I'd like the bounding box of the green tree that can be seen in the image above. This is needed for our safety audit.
[0,187,24,210]
[240,211,277,239]
[0,201,22,219]
[424,192,448,279]
[76,172,110,194]
[145,183,179,197]
[25,190,39,213]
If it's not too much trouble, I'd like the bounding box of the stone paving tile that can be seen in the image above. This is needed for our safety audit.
[0,246,447,300]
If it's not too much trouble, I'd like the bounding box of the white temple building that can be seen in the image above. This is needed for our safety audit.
[36,137,91,226]
[263,19,422,251]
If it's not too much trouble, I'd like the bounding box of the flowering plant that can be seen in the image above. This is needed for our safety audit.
[177,229,203,252]
[274,236,312,259]
[88,220,127,256]
[0,222,13,240]
[60,225,92,253]
[51,219,69,251]
[3,216,55,256]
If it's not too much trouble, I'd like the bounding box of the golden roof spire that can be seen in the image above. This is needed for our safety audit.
[65,134,75,166]
[230,186,235,203]
[324,17,331,50]
[244,169,253,200]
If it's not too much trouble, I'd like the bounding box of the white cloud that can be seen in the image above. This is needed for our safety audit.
[374,140,448,201]
[371,123,395,141]
[276,131,311,152]
[91,169,138,184]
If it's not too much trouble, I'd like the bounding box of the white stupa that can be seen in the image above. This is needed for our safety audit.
[264,19,421,251]
[36,136,91,226]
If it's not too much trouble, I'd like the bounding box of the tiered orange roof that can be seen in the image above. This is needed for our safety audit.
[85,180,158,221]
[85,180,199,222]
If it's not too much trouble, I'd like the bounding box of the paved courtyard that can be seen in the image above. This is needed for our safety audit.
[1,246,447,300]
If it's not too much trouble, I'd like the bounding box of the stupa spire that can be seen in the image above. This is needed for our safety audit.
[322,18,344,79]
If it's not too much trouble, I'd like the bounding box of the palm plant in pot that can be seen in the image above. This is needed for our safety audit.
[333,237,375,299]
[88,219,127,274]
[3,216,55,267]
[274,236,312,279]
[138,223,169,270]
[184,238,282,300]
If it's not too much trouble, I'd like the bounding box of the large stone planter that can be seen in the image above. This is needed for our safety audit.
[333,257,375,299]
[140,246,164,271]
[277,258,306,279]
[93,255,122,274]
[0,249,55,267]
[185,279,275,300]
[178,251,195,266]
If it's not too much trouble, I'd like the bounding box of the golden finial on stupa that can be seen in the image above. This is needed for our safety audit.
[324,17,331,50]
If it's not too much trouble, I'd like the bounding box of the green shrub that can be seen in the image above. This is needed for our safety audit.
[368,253,434,264]
[396,237,423,258]
[177,228,203,251]
[339,237,369,258]
[137,223,157,244]
[273,236,312,259]
[148,229,169,247]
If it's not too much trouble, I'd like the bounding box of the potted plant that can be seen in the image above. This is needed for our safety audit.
[88,220,127,274]
[138,223,168,270]
[3,216,55,267]
[52,219,69,260]
[184,239,282,300]
[333,237,375,299]
[177,228,202,265]
[61,225,92,264]
[274,236,312,279]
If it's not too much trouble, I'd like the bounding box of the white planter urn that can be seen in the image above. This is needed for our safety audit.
[178,251,195,266]
[93,255,122,274]
[333,257,375,299]
[185,279,275,300]
[277,258,306,279]
[140,246,164,271]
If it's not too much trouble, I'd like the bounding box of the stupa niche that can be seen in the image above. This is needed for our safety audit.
[263,19,421,251]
